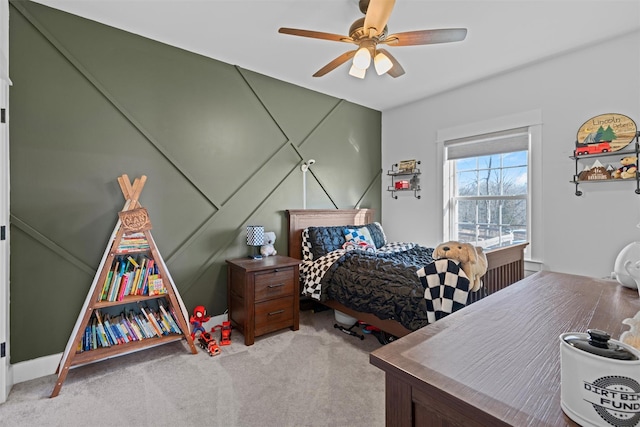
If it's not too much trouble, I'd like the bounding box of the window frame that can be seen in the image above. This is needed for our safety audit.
[437,110,542,264]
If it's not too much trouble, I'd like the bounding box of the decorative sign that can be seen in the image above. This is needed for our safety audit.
[575,113,637,156]
[118,208,152,233]
[398,159,417,173]
[578,160,612,181]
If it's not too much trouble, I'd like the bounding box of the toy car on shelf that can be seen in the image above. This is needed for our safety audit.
[574,141,611,156]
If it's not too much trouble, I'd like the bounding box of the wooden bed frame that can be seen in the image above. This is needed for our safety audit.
[286,209,528,338]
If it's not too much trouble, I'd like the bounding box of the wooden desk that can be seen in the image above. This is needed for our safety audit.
[370,271,640,426]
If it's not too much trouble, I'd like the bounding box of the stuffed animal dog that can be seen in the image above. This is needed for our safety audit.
[433,241,488,292]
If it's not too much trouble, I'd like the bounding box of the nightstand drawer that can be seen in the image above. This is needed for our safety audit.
[254,267,294,301]
[255,296,294,336]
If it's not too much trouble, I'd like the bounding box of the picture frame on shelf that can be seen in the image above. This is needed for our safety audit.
[398,159,416,173]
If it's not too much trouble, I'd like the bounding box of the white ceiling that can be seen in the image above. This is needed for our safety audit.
[32,0,640,111]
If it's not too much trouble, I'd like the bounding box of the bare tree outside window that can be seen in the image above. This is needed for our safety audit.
[453,151,528,249]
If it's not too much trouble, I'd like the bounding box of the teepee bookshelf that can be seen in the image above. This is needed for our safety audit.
[50,175,197,398]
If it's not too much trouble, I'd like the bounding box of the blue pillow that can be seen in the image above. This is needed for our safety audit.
[344,226,375,247]
[307,226,347,259]
[366,222,387,249]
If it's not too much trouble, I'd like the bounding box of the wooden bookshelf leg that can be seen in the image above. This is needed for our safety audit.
[50,364,70,398]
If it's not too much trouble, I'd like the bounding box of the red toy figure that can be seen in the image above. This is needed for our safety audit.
[212,321,232,346]
[219,321,232,346]
[189,305,210,340]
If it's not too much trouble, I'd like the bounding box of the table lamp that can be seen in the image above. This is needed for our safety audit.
[246,225,264,259]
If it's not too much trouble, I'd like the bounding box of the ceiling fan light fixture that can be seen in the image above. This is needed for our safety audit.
[349,64,367,79]
[374,51,393,75]
[353,46,372,69]
[278,0,465,79]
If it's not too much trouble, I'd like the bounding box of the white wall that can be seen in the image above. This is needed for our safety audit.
[382,29,640,280]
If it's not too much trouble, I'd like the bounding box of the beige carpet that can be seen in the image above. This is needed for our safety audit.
[0,309,386,427]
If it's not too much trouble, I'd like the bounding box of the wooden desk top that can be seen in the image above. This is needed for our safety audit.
[370,271,640,426]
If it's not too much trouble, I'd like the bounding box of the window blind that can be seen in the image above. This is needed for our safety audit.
[445,127,529,160]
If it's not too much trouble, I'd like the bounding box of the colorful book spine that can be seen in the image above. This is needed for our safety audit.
[91,320,98,350]
[117,273,130,301]
[126,315,144,340]
[159,304,181,334]
[121,316,139,341]
[100,270,113,301]
[131,312,153,338]
[140,306,163,336]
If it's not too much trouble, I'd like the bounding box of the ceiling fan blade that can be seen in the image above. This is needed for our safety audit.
[312,50,357,77]
[363,0,396,37]
[383,28,467,46]
[377,48,405,78]
[278,27,354,43]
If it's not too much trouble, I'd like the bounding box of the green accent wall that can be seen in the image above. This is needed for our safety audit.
[8,1,381,363]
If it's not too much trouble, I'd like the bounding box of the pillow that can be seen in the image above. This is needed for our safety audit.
[307,225,348,259]
[367,222,387,249]
[306,222,388,258]
[301,228,313,261]
[342,239,376,253]
[344,226,375,247]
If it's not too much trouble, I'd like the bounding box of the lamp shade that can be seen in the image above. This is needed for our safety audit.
[374,51,393,75]
[353,46,371,69]
[246,225,265,246]
[348,64,366,79]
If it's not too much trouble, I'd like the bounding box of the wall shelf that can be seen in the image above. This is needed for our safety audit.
[570,134,640,196]
[388,160,421,199]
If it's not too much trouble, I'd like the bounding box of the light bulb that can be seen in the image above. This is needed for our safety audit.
[349,64,366,79]
[353,47,371,70]
[374,51,393,75]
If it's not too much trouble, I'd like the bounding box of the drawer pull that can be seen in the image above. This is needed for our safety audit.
[268,309,285,316]
[267,283,284,288]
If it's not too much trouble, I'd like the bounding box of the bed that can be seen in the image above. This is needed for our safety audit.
[286,208,528,338]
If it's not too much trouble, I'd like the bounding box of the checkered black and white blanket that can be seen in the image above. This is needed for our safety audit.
[416,259,470,324]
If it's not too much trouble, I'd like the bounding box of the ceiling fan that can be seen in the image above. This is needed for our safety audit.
[278,0,467,79]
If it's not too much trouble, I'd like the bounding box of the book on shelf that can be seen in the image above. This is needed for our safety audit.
[94,311,110,348]
[141,259,154,295]
[103,315,124,344]
[159,304,181,334]
[117,317,134,343]
[140,306,164,336]
[100,270,113,301]
[90,320,97,350]
[131,310,155,338]
[148,273,166,296]
[117,232,150,252]
[98,253,161,302]
[125,313,144,340]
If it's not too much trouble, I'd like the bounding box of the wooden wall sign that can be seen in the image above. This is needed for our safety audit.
[118,207,152,233]
[575,113,637,156]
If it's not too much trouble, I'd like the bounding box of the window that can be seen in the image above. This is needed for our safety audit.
[444,128,530,250]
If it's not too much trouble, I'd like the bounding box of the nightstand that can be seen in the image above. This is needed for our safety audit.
[226,255,300,345]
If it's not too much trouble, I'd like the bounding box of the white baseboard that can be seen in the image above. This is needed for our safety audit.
[11,352,61,384]
[202,313,228,332]
[524,259,544,276]
[10,312,229,385]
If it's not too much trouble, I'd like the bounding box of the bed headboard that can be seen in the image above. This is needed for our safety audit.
[286,209,375,260]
